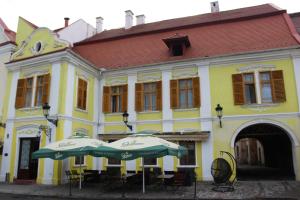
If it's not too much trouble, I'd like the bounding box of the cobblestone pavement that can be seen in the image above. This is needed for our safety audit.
[0,181,299,199]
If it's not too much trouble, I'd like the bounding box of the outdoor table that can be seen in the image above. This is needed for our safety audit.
[157,174,174,186]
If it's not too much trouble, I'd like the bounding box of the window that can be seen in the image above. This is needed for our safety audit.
[15,74,50,109]
[143,157,157,166]
[75,156,85,166]
[144,83,157,111]
[260,72,272,103]
[102,85,128,113]
[77,78,88,110]
[179,79,193,108]
[170,77,200,109]
[232,70,285,105]
[135,81,162,112]
[172,44,183,56]
[179,141,196,166]
[107,140,121,165]
[243,73,256,104]
[25,78,33,107]
[111,86,123,112]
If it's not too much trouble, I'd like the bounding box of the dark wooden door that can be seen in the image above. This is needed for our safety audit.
[17,137,40,180]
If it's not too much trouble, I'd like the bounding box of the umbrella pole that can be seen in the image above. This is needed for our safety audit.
[142,157,145,194]
[79,156,82,190]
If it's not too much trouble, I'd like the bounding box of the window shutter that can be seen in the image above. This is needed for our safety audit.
[170,79,178,109]
[82,80,87,110]
[42,74,51,105]
[15,79,26,109]
[135,83,143,112]
[102,86,111,113]
[232,74,245,105]
[156,81,162,111]
[192,77,200,107]
[122,84,128,112]
[271,70,286,103]
[77,79,83,109]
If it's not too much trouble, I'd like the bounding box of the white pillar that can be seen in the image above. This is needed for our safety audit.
[292,55,300,112]
[198,64,214,181]
[40,62,61,184]
[126,73,137,171]
[93,76,100,170]
[0,71,19,182]
[162,70,174,172]
[61,63,75,183]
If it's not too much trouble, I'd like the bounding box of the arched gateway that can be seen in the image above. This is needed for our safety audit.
[231,120,298,180]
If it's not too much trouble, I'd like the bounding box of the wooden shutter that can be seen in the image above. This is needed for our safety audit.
[102,86,111,113]
[42,74,51,105]
[15,78,26,109]
[170,79,178,109]
[77,79,83,109]
[156,81,162,111]
[192,77,200,107]
[122,85,128,112]
[271,70,286,103]
[135,83,143,112]
[82,80,87,110]
[232,74,245,105]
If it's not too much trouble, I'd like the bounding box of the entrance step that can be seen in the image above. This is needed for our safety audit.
[13,179,36,185]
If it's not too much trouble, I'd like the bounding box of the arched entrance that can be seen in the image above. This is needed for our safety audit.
[234,123,295,180]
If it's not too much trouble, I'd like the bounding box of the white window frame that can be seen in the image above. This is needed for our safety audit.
[177,141,197,168]
[74,155,86,167]
[20,73,49,109]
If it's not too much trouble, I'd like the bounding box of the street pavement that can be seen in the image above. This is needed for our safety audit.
[0,181,299,199]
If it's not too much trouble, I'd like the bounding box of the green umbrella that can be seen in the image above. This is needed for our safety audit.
[91,132,187,193]
[32,135,106,189]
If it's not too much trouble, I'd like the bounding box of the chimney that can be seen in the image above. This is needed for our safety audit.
[96,17,104,33]
[64,17,70,27]
[136,14,145,25]
[125,10,134,29]
[210,1,219,13]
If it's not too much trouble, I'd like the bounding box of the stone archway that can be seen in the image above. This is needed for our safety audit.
[232,121,297,180]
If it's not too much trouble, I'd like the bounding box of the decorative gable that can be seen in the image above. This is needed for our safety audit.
[12,18,69,61]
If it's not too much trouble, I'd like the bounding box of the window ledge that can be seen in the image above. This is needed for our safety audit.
[73,165,87,168]
[137,111,161,114]
[106,164,122,167]
[241,103,280,108]
[105,112,123,116]
[75,108,88,113]
[139,165,158,168]
[18,106,42,111]
[177,165,198,168]
[173,108,199,112]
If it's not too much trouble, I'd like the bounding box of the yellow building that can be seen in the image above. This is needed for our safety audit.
[1,3,300,184]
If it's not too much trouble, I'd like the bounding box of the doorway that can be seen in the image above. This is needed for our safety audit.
[234,123,295,180]
[17,137,40,180]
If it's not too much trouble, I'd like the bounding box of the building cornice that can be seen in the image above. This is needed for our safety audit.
[5,49,101,77]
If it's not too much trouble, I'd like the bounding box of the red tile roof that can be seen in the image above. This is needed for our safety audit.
[0,18,16,42]
[73,4,300,70]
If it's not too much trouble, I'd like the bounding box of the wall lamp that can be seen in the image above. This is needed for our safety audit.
[215,104,223,128]
[122,111,133,131]
[42,103,58,127]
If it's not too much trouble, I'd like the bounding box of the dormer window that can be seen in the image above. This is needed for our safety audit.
[163,33,191,57]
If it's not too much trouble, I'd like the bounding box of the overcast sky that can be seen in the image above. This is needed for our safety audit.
[1,0,300,32]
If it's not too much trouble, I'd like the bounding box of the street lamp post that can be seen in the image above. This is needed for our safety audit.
[122,111,133,131]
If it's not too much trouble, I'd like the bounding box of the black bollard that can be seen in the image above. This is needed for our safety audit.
[194,174,197,199]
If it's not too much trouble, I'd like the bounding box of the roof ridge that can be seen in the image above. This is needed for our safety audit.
[75,3,285,46]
